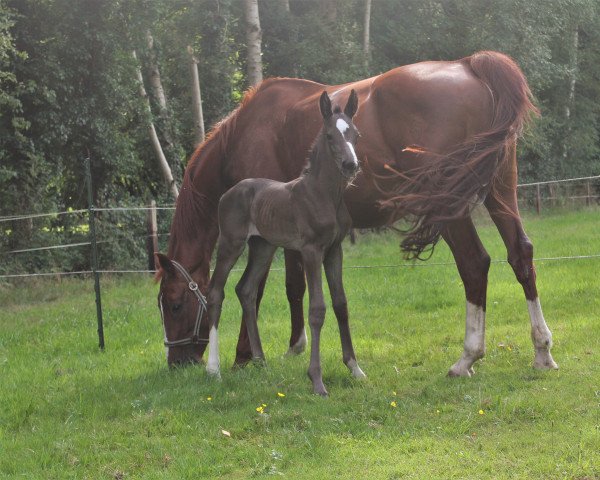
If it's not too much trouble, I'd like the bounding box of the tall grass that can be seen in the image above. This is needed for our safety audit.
[1,210,598,479]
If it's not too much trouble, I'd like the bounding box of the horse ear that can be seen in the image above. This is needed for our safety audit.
[155,253,176,277]
[344,89,358,118]
[319,91,332,119]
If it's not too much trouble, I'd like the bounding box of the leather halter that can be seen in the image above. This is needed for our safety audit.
[159,260,209,347]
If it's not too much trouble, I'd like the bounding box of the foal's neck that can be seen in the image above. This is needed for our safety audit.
[304,135,348,202]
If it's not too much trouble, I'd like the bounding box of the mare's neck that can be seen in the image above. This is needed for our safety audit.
[166,140,224,288]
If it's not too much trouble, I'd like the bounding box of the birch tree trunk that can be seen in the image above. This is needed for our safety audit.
[243,0,263,86]
[561,27,579,167]
[187,45,205,146]
[133,50,179,200]
[363,0,372,72]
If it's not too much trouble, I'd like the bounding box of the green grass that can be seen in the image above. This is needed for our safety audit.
[1,209,599,479]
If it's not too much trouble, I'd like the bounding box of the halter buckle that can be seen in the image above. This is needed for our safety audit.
[189,281,199,291]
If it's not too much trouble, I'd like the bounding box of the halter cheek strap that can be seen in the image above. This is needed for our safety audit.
[160,260,209,347]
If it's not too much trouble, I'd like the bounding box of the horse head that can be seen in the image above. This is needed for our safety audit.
[155,253,208,366]
[319,89,360,180]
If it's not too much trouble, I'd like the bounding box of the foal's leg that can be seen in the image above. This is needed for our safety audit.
[442,217,491,377]
[205,237,247,378]
[323,242,365,378]
[234,271,269,367]
[301,247,328,396]
[485,191,558,370]
[284,249,308,355]
[235,236,277,364]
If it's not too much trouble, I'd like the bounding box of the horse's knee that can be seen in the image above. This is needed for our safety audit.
[508,236,535,285]
[308,303,326,327]
[207,288,224,306]
[235,281,256,309]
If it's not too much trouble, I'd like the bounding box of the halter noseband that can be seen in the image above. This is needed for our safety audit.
[159,260,209,347]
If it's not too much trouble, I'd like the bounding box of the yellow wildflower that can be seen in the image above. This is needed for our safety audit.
[478,409,484,415]
[390,401,397,408]
[277,392,285,398]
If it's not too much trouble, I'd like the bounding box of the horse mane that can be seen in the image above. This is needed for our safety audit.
[165,85,263,264]
[363,51,539,260]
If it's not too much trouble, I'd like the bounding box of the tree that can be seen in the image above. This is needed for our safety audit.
[243,0,263,86]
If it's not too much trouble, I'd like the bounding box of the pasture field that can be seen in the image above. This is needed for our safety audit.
[1,209,599,479]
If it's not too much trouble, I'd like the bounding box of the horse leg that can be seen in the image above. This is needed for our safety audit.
[284,249,307,356]
[443,217,491,377]
[323,242,365,378]
[485,190,558,370]
[301,247,328,396]
[205,237,247,378]
[233,271,268,367]
[234,236,277,364]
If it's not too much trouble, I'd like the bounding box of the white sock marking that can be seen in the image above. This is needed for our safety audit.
[527,298,552,348]
[206,326,220,375]
[464,302,485,358]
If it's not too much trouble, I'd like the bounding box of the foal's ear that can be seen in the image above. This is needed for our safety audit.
[155,253,176,278]
[319,91,333,119]
[344,89,358,118]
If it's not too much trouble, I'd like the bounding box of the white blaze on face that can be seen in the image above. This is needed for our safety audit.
[336,118,349,134]
[335,118,358,167]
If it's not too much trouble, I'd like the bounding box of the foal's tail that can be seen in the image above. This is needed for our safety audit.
[372,51,539,259]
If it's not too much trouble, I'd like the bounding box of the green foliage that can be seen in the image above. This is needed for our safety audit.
[0,210,599,478]
[1,0,600,276]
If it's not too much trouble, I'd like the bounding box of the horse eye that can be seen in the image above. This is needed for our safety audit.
[326,133,333,141]
[171,303,182,314]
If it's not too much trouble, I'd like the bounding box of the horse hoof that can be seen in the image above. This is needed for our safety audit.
[533,353,558,370]
[346,359,366,379]
[206,366,221,380]
[447,364,473,377]
[313,386,329,397]
[285,329,307,356]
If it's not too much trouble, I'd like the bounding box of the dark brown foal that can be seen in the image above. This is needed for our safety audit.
[205,90,365,396]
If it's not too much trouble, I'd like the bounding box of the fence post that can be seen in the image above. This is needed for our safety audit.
[586,180,591,206]
[85,158,105,350]
[535,184,541,215]
[147,200,158,271]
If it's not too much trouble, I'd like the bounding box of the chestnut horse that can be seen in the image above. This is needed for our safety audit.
[156,51,558,377]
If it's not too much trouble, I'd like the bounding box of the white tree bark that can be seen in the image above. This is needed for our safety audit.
[146,31,168,114]
[561,28,579,165]
[187,46,205,146]
[243,0,263,86]
[133,50,179,200]
[363,0,372,71]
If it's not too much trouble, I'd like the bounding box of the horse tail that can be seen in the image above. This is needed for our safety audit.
[374,51,538,259]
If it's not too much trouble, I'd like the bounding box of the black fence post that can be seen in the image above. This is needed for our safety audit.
[85,158,105,350]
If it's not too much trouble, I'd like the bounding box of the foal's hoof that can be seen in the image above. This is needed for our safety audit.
[313,385,329,397]
[346,359,367,379]
[285,329,307,356]
[447,364,475,377]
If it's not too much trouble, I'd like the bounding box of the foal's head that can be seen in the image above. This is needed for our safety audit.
[317,89,360,180]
